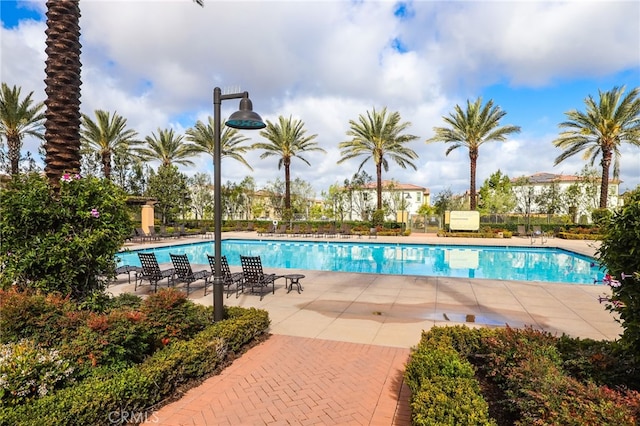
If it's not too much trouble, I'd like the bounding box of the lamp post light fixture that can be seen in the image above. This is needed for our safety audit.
[212,87,265,322]
[400,191,411,231]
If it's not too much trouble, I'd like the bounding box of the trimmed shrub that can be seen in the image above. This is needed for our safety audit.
[0,306,269,425]
[556,335,640,390]
[0,289,77,346]
[406,326,495,425]
[139,288,212,349]
[477,327,640,425]
[410,326,640,425]
[0,340,77,407]
[411,377,496,426]
[597,187,640,357]
[0,174,132,300]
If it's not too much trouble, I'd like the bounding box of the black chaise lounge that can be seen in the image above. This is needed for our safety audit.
[137,252,175,292]
[239,255,282,300]
[207,254,244,297]
[170,253,212,296]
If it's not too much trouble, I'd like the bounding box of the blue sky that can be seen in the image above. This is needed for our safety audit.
[2,0,639,197]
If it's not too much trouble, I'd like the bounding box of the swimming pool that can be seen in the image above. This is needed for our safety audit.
[117,240,603,285]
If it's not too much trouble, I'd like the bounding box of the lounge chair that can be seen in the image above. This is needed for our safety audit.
[200,226,214,239]
[134,227,152,242]
[257,223,275,236]
[146,227,162,240]
[125,229,136,243]
[517,225,528,237]
[239,255,283,300]
[170,224,187,238]
[159,226,174,239]
[137,252,176,292]
[170,253,212,295]
[207,254,244,297]
[338,224,352,238]
[115,264,142,285]
[300,224,313,238]
[274,224,287,237]
[313,225,326,238]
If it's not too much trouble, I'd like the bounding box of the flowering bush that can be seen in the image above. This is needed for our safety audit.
[0,288,79,347]
[597,186,640,357]
[140,288,212,349]
[60,308,152,371]
[0,339,76,407]
[0,173,132,300]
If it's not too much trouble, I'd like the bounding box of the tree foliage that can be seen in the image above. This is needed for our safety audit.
[137,128,198,167]
[254,115,324,210]
[80,109,139,179]
[427,98,521,210]
[553,86,640,209]
[0,173,131,300]
[186,116,253,171]
[0,83,45,175]
[343,171,374,221]
[477,170,516,214]
[322,183,348,221]
[189,172,214,221]
[339,107,418,210]
[597,185,640,356]
[145,165,188,224]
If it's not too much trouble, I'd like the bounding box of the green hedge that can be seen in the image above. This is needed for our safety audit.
[406,326,640,425]
[476,326,640,425]
[437,231,513,238]
[557,232,603,240]
[405,329,495,426]
[0,306,269,426]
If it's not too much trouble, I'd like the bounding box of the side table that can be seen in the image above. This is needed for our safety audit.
[284,274,305,294]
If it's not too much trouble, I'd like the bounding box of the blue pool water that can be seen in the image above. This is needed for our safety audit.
[117,240,603,285]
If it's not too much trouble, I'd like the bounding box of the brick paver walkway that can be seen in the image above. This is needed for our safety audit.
[148,335,411,425]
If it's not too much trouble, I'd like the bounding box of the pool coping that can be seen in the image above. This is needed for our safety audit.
[120,232,602,285]
[109,232,620,348]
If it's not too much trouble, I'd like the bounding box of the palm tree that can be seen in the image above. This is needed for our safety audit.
[338,107,419,210]
[185,116,253,170]
[253,115,324,210]
[41,0,204,187]
[136,128,199,168]
[553,86,640,209]
[0,83,45,175]
[80,110,139,179]
[426,98,521,210]
[42,0,82,187]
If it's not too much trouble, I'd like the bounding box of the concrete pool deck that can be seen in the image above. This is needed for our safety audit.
[115,232,619,347]
[114,233,621,425]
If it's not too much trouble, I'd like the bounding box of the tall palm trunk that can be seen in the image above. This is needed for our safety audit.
[599,149,612,208]
[43,0,82,188]
[469,149,478,210]
[284,158,291,209]
[376,162,383,210]
[7,133,21,175]
[101,150,112,179]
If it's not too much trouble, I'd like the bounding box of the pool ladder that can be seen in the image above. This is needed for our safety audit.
[530,231,547,245]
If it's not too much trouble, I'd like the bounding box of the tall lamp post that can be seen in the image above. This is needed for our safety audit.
[212,87,265,322]
[400,191,411,231]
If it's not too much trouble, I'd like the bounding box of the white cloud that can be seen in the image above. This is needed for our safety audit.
[2,0,639,199]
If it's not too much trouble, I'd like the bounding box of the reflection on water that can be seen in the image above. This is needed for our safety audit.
[118,240,601,285]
